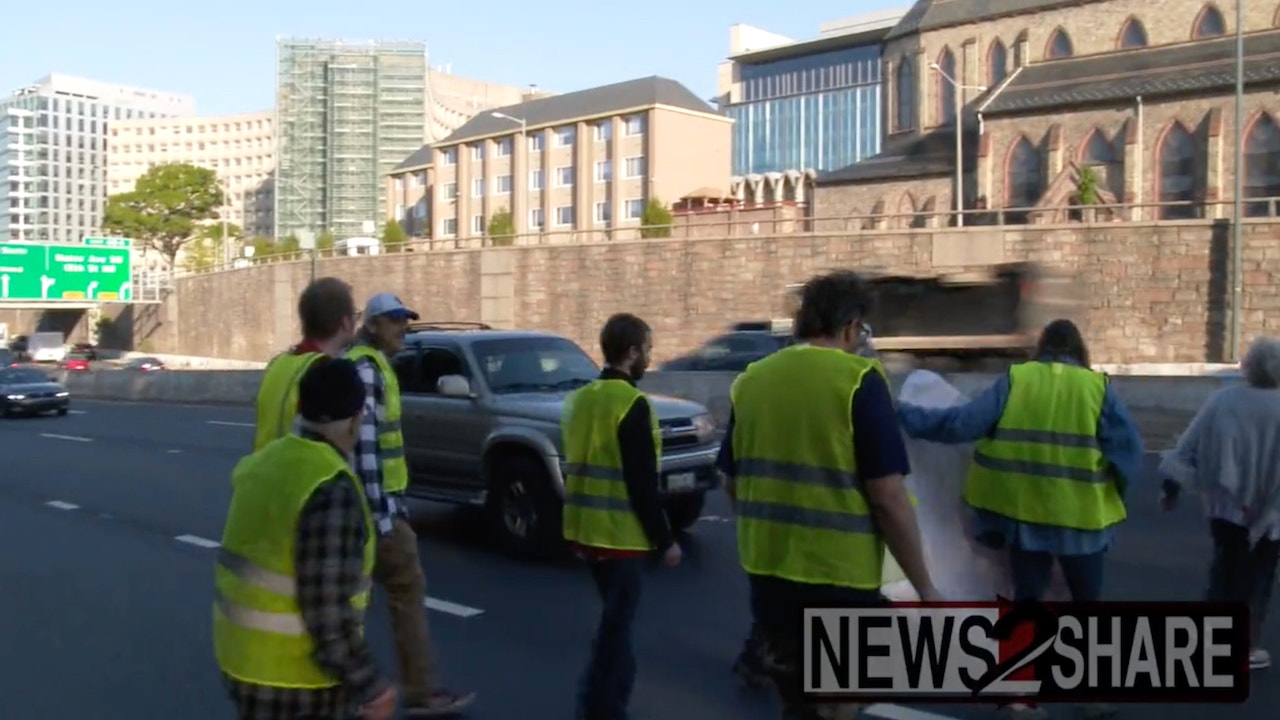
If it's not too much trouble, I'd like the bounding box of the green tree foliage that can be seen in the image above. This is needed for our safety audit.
[183,223,242,272]
[639,199,674,238]
[103,163,224,271]
[248,235,300,260]
[1075,165,1100,206]
[487,207,516,246]
[316,231,335,251]
[382,220,408,253]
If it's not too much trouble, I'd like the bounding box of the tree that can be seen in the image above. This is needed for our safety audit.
[277,234,300,254]
[1075,165,1100,206]
[183,223,242,272]
[103,163,223,272]
[487,207,516,247]
[316,231,335,252]
[382,220,408,253]
[640,199,674,239]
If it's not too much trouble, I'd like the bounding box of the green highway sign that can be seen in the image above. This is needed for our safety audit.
[0,242,133,302]
[83,237,133,248]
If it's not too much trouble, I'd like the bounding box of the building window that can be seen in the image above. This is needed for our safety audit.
[594,121,612,142]
[1158,122,1198,219]
[1046,28,1074,59]
[495,137,512,157]
[442,182,457,199]
[1193,4,1227,38]
[624,115,646,136]
[495,174,513,194]
[624,156,646,178]
[529,134,544,152]
[472,215,485,234]
[442,218,457,236]
[530,207,544,228]
[624,198,644,220]
[556,166,574,187]
[894,57,916,132]
[472,178,485,197]
[988,40,1008,87]
[555,127,575,146]
[442,147,457,165]
[472,144,484,161]
[594,201,611,224]
[595,160,612,182]
[936,47,956,126]
[1118,17,1149,48]
[1080,129,1117,165]
[554,205,574,226]
[1006,137,1044,215]
[1245,114,1280,216]
[530,169,544,190]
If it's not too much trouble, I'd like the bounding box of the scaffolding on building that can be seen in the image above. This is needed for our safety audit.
[275,39,426,241]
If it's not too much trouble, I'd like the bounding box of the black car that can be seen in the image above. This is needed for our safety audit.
[123,356,165,372]
[660,329,795,372]
[0,366,70,417]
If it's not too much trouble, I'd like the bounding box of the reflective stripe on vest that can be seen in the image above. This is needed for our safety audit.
[965,361,1127,531]
[730,345,892,590]
[345,345,408,493]
[561,379,661,551]
[253,352,324,452]
[214,434,376,688]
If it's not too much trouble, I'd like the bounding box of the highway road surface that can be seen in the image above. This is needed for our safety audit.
[0,399,1275,719]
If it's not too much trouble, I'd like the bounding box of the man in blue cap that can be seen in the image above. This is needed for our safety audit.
[347,293,475,716]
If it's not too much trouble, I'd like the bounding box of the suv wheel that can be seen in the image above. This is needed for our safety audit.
[664,492,706,533]
[486,453,563,560]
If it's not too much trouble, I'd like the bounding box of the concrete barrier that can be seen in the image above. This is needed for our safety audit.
[56,367,1242,423]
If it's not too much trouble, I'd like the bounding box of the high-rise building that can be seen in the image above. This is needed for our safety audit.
[274,38,427,240]
[0,74,193,243]
[716,10,905,176]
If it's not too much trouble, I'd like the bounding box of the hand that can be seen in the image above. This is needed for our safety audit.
[662,543,683,567]
[1158,492,1177,512]
[360,683,398,720]
[916,585,945,603]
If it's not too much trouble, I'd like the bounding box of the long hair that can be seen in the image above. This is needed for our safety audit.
[1034,319,1090,368]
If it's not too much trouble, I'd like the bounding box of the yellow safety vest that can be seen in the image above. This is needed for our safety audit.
[730,344,893,590]
[965,361,1126,531]
[345,345,409,494]
[253,351,325,452]
[213,434,376,688]
[561,379,662,551]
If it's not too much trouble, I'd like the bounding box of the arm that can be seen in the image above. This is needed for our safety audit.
[1096,384,1147,500]
[618,397,676,553]
[1158,392,1218,499]
[716,410,736,503]
[353,358,395,537]
[897,375,1011,444]
[853,372,937,599]
[295,476,383,702]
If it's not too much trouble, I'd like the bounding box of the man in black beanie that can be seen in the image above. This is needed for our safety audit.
[215,357,398,720]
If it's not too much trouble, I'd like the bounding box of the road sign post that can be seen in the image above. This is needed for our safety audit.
[0,242,133,302]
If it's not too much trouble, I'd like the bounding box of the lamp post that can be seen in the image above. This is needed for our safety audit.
[490,111,526,135]
[490,112,529,234]
[931,63,987,227]
[1230,0,1245,361]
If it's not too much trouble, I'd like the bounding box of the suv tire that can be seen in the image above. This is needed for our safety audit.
[664,492,706,533]
[486,452,563,560]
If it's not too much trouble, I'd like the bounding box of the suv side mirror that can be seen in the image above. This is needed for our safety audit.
[437,374,473,398]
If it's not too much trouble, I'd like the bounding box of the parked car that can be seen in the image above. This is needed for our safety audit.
[123,356,165,371]
[660,323,796,373]
[68,343,98,360]
[62,352,91,372]
[393,323,721,559]
[0,366,70,417]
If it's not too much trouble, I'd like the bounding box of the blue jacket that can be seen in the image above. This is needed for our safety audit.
[896,357,1145,555]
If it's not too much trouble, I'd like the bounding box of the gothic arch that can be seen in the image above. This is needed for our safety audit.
[988,39,1009,87]
[896,192,917,227]
[1045,27,1074,60]
[1193,4,1227,39]
[1005,136,1044,211]
[936,47,957,125]
[895,57,917,131]
[1155,121,1198,219]
[1243,112,1280,215]
[1117,17,1149,49]
[1078,128,1118,165]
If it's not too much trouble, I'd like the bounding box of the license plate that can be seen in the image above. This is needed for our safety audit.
[666,472,696,492]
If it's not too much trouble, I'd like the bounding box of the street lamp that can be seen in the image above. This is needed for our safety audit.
[930,63,987,227]
[1230,0,1245,360]
[490,111,526,135]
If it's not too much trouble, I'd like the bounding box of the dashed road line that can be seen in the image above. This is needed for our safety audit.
[67,409,87,415]
[697,515,732,524]
[865,705,962,720]
[175,534,221,549]
[424,597,485,618]
[206,420,254,428]
[45,500,80,510]
[39,432,93,442]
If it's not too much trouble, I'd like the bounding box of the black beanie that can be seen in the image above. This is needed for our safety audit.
[297,357,366,423]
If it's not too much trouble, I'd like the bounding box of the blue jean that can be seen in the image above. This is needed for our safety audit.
[1008,546,1106,602]
[577,557,643,720]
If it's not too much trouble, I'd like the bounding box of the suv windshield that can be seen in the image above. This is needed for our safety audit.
[472,337,599,394]
[1,368,47,384]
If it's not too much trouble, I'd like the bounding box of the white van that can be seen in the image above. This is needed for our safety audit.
[333,236,381,256]
[28,331,66,363]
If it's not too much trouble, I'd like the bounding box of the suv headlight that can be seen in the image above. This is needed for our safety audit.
[691,413,717,442]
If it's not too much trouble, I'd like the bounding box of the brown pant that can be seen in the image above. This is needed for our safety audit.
[374,516,438,704]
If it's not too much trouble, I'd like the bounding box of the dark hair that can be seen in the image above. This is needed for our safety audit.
[297,277,355,340]
[793,270,873,341]
[1035,318,1090,367]
[599,313,651,366]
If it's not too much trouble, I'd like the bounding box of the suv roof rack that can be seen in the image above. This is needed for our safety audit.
[407,321,493,332]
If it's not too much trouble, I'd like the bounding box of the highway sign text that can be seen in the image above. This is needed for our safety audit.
[0,242,133,302]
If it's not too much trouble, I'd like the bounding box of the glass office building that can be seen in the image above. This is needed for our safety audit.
[726,44,883,176]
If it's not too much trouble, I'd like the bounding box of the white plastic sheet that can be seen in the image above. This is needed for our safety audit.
[881,369,1071,602]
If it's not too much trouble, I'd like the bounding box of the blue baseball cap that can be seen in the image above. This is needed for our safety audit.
[363,292,420,321]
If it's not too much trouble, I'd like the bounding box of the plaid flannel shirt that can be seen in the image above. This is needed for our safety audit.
[351,348,408,536]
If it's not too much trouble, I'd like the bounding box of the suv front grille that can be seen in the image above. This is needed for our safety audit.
[659,418,701,452]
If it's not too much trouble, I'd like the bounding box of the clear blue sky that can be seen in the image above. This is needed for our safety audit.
[3,0,904,116]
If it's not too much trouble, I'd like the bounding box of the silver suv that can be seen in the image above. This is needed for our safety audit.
[393,323,722,558]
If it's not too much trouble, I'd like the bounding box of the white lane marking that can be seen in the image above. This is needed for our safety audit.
[45,500,80,510]
[865,704,962,720]
[167,449,182,454]
[68,409,87,415]
[697,515,732,524]
[175,534,221,549]
[40,433,93,443]
[207,420,254,428]
[423,597,485,618]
